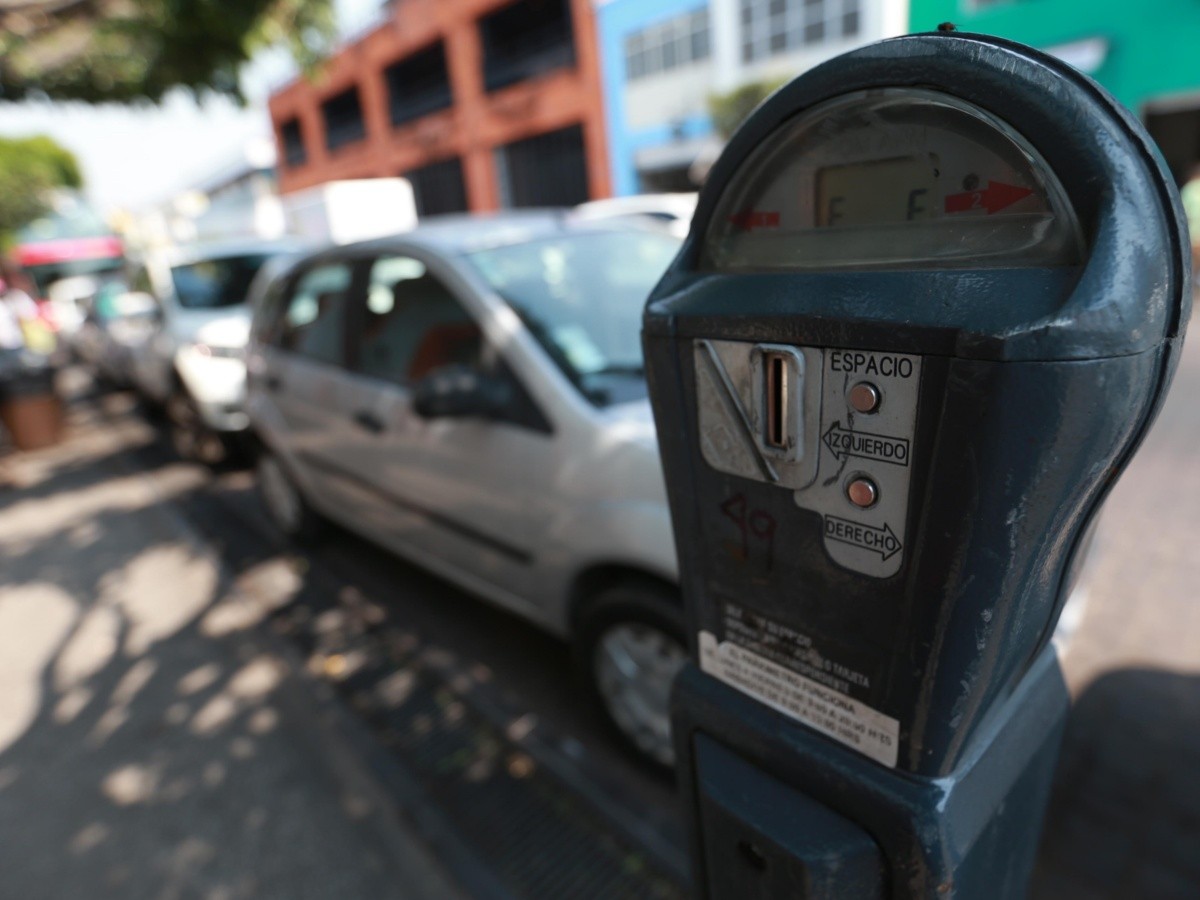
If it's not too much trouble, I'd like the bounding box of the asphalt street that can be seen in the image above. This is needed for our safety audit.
[0,389,462,899]
[0,380,687,899]
[2,329,1199,897]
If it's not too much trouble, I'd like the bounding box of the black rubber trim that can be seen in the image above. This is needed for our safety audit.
[298,451,534,565]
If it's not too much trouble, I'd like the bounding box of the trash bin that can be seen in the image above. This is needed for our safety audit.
[0,360,62,451]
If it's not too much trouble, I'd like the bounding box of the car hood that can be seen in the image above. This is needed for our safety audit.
[173,307,252,349]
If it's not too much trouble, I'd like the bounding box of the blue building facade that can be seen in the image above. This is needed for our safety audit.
[593,0,909,197]
[593,0,718,197]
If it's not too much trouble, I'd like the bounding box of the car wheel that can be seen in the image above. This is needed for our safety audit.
[257,450,322,543]
[166,390,226,465]
[575,581,688,769]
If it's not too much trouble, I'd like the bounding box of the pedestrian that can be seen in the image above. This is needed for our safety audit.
[0,260,46,471]
[0,262,37,359]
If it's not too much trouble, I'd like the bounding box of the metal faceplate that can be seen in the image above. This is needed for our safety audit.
[695,340,921,578]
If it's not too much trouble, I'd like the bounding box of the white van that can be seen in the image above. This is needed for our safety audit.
[125,240,305,460]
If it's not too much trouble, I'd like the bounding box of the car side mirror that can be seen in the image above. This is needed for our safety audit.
[412,365,512,420]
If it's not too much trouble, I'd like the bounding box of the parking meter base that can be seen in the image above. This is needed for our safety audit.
[673,646,1069,899]
[695,735,886,899]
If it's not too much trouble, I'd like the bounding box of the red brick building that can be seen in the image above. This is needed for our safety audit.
[268,0,611,215]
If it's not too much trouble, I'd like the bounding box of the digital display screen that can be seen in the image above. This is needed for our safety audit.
[702,89,1082,270]
[815,157,939,227]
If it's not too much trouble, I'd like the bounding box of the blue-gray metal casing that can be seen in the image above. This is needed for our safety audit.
[673,645,1068,897]
[643,31,1189,897]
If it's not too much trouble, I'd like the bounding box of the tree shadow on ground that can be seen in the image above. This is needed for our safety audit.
[0,427,408,899]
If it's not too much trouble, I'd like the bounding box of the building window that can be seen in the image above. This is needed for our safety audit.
[280,118,306,168]
[625,8,711,82]
[495,125,589,208]
[384,42,454,128]
[406,157,469,217]
[740,0,860,64]
[480,0,576,93]
[321,86,366,152]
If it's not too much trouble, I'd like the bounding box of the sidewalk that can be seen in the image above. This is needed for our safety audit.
[0,392,461,899]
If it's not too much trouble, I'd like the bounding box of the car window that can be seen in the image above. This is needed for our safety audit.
[252,258,300,346]
[254,278,286,345]
[278,262,355,366]
[170,253,271,309]
[466,230,680,405]
[356,254,482,384]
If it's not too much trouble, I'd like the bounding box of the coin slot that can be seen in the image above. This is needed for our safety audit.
[765,352,788,450]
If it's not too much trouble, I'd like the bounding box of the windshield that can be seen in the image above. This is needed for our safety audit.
[171,253,272,310]
[466,230,680,402]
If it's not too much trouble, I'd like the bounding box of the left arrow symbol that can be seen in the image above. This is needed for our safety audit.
[823,422,910,466]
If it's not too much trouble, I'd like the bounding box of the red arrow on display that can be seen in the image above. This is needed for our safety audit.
[727,210,781,231]
[943,181,1034,214]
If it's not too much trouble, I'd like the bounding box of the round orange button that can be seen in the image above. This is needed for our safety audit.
[847,477,879,509]
[848,382,881,414]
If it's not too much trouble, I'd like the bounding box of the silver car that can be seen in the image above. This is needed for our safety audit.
[125,240,306,462]
[246,213,687,765]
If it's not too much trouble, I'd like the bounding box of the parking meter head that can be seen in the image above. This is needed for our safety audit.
[644,33,1190,776]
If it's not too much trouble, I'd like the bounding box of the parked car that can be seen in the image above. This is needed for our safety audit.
[125,239,307,462]
[573,193,697,239]
[73,279,160,387]
[246,213,686,766]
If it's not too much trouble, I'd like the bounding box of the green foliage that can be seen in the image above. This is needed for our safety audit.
[0,0,336,104]
[708,78,790,139]
[0,135,84,240]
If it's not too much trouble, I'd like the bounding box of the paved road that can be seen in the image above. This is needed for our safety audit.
[0,393,460,899]
[4,328,1199,898]
[0,381,687,899]
[157,315,1200,900]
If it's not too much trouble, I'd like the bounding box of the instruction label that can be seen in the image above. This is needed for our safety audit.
[823,422,910,466]
[824,516,903,561]
[699,631,899,768]
[828,350,915,379]
[720,601,876,700]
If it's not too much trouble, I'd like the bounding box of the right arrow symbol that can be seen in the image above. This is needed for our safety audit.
[824,516,903,561]
[944,180,1034,215]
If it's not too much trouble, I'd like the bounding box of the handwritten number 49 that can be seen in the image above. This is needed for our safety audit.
[720,494,777,569]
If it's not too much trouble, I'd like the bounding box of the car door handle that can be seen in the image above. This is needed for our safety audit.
[353,410,386,434]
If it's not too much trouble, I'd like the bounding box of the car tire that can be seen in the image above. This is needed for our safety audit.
[574,579,688,770]
[257,449,323,544]
[166,390,226,466]
[136,391,167,423]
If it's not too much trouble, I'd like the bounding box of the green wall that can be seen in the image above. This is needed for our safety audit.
[909,0,1200,113]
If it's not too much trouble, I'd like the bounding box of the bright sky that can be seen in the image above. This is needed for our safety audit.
[0,0,383,214]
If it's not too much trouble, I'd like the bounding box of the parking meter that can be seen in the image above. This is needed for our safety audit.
[644,32,1190,898]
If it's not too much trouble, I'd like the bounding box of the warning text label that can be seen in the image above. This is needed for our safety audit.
[699,631,900,767]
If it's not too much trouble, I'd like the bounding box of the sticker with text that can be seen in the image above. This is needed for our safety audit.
[699,631,899,768]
